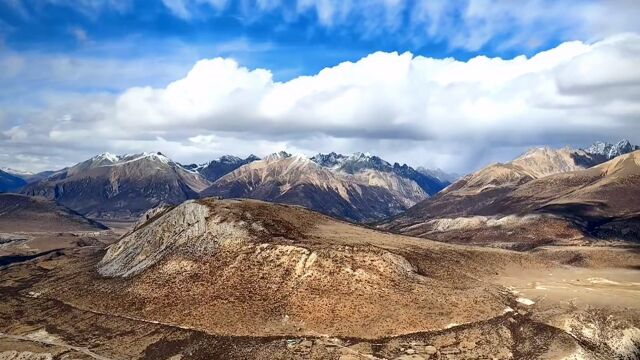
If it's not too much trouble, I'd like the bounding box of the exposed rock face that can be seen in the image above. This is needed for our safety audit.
[5,197,639,359]
[311,152,449,195]
[584,139,640,161]
[21,152,210,220]
[0,193,107,232]
[99,200,210,277]
[201,154,428,222]
[92,198,530,338]
[444,147,592,197]
[382,150,640,248]
[439,141,639,198]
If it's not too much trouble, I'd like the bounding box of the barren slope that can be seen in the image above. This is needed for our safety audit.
[1,198,638,359]
[382,150,640,248]
[201,153,427,222]
[21,153,210,221]
[0,193,107,233]
[89,198,519,338]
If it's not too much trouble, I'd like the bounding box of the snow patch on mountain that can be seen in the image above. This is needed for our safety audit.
[584,140,639,160]
[0,167,35,176]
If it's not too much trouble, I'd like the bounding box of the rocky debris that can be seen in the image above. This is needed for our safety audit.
[423,346,437,355]
[3,223,639,359]
[0,351,52,360]
[98,200,212,277]
[394,355,425,360]
[562,309,640,359]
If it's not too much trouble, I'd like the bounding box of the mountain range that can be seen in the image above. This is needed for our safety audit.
[20,152,211,220]
[3,141,640,359]
[201,152,430,222]
[3,139,638,231]
[381,140,640,248]
[5,150,452,222]
[310,151,449,195]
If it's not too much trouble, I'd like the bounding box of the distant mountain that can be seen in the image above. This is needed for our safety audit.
[1,167,34,177]
[21,152,210,220]
[381,144,640,248]
[0,193,107,232]
[581,139,640,164]
[181,154,260,182]
[0,169,27,192]
[416,167,460,183]
[201,152,427,222]
[310,152,449,195]
[439,143,629,197]
[2,167,62,184]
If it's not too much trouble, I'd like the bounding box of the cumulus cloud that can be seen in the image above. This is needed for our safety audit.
[2,33,639,173]
[104,34,640,142]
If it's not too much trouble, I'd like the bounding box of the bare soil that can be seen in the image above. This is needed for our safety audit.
[0,199,638,359]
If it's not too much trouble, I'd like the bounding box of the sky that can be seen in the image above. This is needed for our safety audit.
[1,0,640,174]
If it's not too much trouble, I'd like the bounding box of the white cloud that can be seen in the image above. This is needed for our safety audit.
[69,26,90,44]
[161,0,228,19]
[158,1,640,52]
[2,33,640,173]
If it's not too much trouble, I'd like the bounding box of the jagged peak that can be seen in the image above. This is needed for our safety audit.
[218,155,243,163]
[91,152,120,163]
[516,146,556,159]
[583,139,639,160]
[310,152,348,168]
[264,151,292,161]
[79,152,175,170]
[120,152,173,164]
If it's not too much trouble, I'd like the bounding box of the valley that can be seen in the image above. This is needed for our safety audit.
[3,4,640,358]
[0,142,639,359]
[0,196,638,359]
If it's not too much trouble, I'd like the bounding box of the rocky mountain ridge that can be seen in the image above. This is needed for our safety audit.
[310,151,450,195]
[20,152,211,220]
[381,147,640,248]
[584,139,639,160]
[201,153,427,222]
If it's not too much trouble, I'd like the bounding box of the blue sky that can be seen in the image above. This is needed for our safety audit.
[1,0,639,172]
[2,0,623,81]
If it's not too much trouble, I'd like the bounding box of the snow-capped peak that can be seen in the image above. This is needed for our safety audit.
[1,167,34,176]
[264,151,292,161]
[218,155,243,163]
[92,152,120,163]
[310,152,348,168]
[516,146,554,160]
[584,139,639,160]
